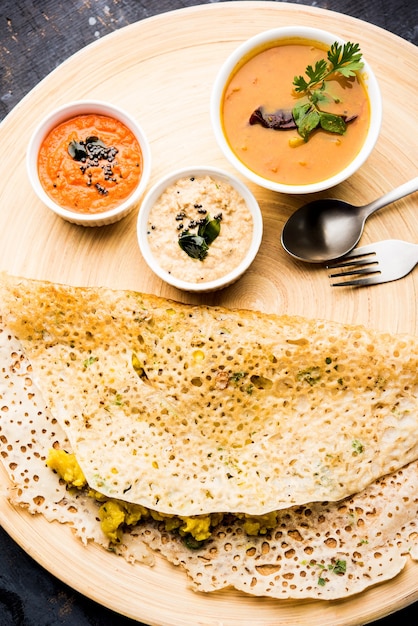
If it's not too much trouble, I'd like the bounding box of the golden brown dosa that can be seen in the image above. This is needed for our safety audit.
[1,273,418,516]
[1,274,418,600]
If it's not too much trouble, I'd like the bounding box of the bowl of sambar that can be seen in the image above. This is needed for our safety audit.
[210,26,382,194]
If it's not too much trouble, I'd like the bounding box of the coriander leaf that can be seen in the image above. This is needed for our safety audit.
[83,355,98,368]
[297,366,322,386]
[310,86,329,106]
[328,42,363,77]
[178,232,209,261]
[319,111,347,134]
[231,371,247,383]
[337,60,364,78]
[291,40,363,142]
[352,439,364,454]
[294,59,328,93]
[331,559,347,575]
[305,59,328,84]
[293,74,310,93]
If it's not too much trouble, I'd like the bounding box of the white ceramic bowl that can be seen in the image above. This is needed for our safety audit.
[211,26,382,194]
[27,100,151,226]
[137,166,263,292]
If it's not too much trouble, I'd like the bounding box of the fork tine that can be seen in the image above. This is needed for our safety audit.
[328,239,418,287]
[326,251,376,269]
[329,266,380,279]
[331,273,383,287]
[327,258,378,270]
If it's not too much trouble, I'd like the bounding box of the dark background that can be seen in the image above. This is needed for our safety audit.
[0,1,417,625]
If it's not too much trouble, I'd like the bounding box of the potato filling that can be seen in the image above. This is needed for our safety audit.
[46,448,280,544]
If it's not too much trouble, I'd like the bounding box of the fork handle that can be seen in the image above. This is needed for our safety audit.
[362,176,418,218]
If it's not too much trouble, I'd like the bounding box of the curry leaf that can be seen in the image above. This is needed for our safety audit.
[292,102,311,125]
[85,135,105,147]
[319,111,347,134]
[294,106,321,142]
[178,233,209,261]
[68,140,87,161]
[198,215,221,245]
[68,136,108,161]
[178,214,221,261]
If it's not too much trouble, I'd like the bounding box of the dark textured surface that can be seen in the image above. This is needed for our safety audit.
[0,0,417,122]
[0,1,417,624]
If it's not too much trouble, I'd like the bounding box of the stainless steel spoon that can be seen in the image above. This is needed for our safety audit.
[281,176,418,263]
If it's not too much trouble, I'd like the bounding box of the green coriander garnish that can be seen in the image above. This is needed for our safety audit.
[352,439,364,455]
[297,366,321,386]
[83,355,98,368]
[292,41,364,141]
[314,559,347,586]
[331,559,347,575]
[231,371,247,384]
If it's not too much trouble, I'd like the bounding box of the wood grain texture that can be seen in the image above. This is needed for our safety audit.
[0,3,417,625]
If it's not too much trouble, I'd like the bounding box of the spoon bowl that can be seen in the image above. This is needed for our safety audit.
[281,177,418,263]
[281,199,365,262]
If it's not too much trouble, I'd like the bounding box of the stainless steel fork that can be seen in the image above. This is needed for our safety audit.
[327,239,418,286]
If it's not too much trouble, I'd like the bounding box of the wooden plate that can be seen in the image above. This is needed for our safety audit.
[0,2,417,624]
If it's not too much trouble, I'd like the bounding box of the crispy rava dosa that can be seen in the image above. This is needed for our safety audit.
[1,273,418,600]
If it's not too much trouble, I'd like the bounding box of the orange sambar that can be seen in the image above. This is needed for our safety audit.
[222,40,370,186]
[38,114,143,214]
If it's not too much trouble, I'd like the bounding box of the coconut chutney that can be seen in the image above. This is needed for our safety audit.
[146,175,253,283]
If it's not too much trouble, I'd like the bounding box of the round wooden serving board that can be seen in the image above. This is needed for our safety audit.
[0,2,417,624]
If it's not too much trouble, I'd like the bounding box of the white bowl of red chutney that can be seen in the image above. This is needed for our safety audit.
[211,26,382,194]
[27,100,151,226]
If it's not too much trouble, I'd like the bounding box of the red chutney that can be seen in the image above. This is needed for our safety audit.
[38,114,143,214]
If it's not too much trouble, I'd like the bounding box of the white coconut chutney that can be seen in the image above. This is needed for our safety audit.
[146,175,253,283]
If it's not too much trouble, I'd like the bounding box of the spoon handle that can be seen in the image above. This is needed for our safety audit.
[361,176,418,218]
